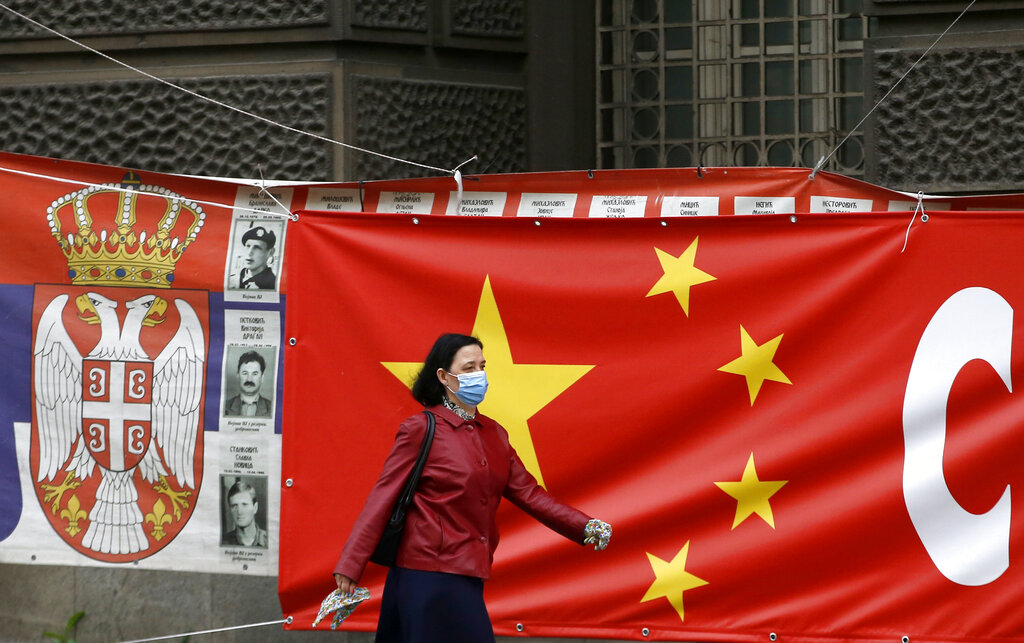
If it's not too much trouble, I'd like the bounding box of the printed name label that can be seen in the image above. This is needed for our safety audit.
[377,192,435,214]
[660,196,719,217]
[306,188,362,212]
[734,196,796,215]
[810,196,874,213]
[233,187,294,216]
[589,195,648,218]
[446,191,507,216]
[518,193,578,218]
[888,200,950,212]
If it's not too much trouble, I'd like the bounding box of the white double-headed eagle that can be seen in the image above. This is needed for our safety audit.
[33,291,204,555]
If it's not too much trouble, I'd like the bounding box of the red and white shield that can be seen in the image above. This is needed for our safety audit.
[30,284,209,564]
[82,359,153,471]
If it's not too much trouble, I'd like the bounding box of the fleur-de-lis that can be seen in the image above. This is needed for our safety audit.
[59,493,88,537]
[145,498,173,541]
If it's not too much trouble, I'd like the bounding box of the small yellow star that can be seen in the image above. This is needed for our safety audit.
[715,453,787,529]
[718,325,792,405]
[646,238,716,316]
[382,275,593,487]
[641,541,708,623]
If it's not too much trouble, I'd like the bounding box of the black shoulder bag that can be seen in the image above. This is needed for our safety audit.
[369,410,435,567]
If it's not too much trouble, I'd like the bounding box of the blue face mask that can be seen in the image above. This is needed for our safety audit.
[446,370,488,406]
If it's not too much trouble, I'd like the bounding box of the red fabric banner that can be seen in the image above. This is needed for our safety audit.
[6,150,1024,640]
[281,209,1024,641]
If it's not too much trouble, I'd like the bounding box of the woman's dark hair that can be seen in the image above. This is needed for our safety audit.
[411,333,483,407]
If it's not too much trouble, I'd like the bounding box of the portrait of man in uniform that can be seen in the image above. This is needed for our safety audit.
[235,225,277,290]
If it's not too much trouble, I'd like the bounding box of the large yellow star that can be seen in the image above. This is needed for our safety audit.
[718,325,792,405]
[382,275,593,487]
[714,453,787,529]
[645,238,716,316]
[641,541,708,623]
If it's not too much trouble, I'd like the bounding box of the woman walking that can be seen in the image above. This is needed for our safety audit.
[333,333,610,642]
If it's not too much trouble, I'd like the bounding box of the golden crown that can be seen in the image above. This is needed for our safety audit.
[46,172,206,288]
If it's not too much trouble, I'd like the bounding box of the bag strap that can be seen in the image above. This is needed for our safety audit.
[387,410,435,524]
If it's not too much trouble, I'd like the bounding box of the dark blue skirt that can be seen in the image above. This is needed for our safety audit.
[375,566,495,643]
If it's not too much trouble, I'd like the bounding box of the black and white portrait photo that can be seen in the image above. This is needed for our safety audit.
[222,347,276,419]
[226,218,284,293]
[220,475,269,549]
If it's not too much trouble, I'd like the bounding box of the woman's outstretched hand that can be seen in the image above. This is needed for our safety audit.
[334,573,357,595]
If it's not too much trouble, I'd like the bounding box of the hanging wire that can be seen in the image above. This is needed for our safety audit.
[900,191,926,253]
[116,618,287,643]
[0,2,475,178]
[0,164,290,217]
[256,164,299,220]
[809,0,978,179]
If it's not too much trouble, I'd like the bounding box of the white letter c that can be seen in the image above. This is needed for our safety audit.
[903,286,1012,586]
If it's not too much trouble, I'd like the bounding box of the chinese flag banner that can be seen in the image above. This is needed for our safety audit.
[281,210,1024,641]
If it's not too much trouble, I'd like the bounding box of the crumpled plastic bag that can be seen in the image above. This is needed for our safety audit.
[584,519,612,551]
[312,587,371,629]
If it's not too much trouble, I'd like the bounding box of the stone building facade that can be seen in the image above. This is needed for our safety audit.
[0,1,595,183]
[864,0,1024,193]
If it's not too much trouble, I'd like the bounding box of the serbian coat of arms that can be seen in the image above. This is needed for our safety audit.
[30,174,208,562]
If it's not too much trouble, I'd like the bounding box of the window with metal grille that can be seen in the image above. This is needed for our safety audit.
[597,0,870,176]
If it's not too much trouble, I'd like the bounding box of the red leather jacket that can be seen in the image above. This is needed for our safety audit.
[334,404,591,581]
